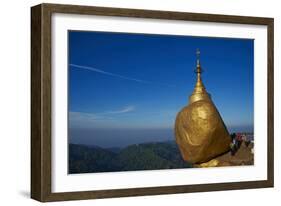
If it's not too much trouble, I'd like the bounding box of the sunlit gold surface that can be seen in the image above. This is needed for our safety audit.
[199,159,219,168]
[174,50,231,164]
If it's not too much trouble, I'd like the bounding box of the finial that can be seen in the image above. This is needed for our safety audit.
[196,48,200,65]
[195,49,202,74]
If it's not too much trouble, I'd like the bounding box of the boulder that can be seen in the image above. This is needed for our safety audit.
[175,99,231,164]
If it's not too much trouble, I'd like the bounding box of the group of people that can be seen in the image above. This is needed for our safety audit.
[229,133,253,156]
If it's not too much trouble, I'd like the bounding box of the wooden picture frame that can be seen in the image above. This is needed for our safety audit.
[31,3,274,202]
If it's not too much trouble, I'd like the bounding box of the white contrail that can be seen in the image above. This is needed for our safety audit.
[69,64,175,87]
[104,106,135,114]
[70,64,150,83]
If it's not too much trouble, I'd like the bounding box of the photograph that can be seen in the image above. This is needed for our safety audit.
[30,3,274,202]
[67,30,254,174]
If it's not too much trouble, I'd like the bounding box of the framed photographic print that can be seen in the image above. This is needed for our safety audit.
[31,3,274,202]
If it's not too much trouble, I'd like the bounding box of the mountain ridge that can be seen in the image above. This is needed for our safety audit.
[69,141,192,174]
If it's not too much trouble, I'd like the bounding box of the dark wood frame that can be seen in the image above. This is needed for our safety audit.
[31,3,274,202]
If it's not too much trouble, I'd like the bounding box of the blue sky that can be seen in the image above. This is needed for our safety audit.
[68,30,254,133]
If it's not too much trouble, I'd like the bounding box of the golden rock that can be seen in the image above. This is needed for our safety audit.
[175,50,231,164]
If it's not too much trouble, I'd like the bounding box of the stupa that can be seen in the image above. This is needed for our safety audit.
[175,49,231,164]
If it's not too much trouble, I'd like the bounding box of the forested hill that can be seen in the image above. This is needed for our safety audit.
[69,141,192,174]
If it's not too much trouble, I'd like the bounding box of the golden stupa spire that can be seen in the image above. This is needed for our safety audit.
[189,49,210,104]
